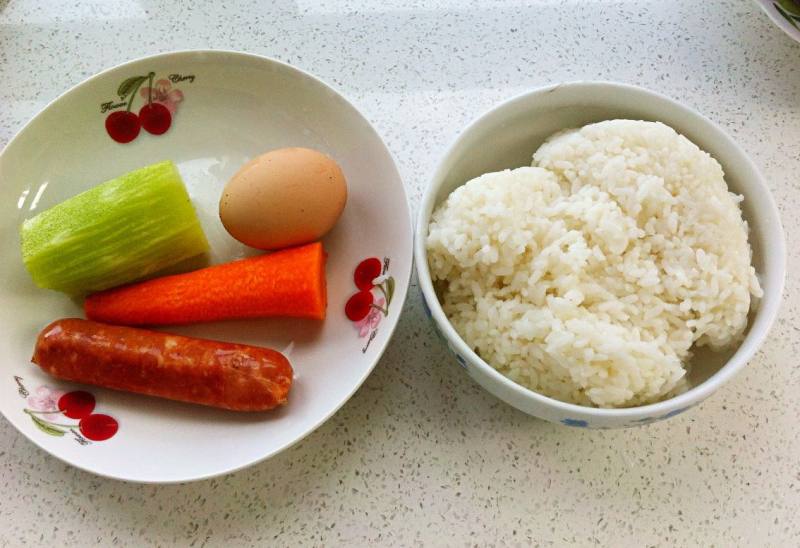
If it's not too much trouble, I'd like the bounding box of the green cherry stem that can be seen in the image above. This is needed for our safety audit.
[147,71,154,105]
[370,303,388,316]
[375,282,388,304]
[125,73,152,112]
[23,408,61,416]
[23,409,74,428]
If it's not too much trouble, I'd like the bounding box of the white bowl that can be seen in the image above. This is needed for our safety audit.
[0,50,412,481]
[754,0,800,44]
[415,81,786,429]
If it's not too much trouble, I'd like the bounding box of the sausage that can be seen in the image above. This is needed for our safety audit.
[31,318,292,411]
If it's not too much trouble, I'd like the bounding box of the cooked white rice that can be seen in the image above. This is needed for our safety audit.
[426,120,762,408]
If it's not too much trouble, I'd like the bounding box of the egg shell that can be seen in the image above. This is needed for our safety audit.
[219,147,347,250]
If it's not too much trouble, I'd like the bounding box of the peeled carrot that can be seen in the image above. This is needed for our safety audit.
[85,242,327,325]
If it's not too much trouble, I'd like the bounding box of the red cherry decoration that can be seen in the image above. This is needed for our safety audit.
[57,391,96,419]
[345,290,374,321]
[139,103,172,135]
[79,414,118,441]
[354,258,382,290]
[105,111,140,143]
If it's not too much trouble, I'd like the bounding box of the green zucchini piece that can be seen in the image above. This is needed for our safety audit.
[21,161,209,295]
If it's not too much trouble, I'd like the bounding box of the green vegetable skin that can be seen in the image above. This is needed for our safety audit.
[21,161,209,295]
[778,0,800,15]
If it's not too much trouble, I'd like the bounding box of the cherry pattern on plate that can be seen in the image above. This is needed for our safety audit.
[345,257,395,350]
[139,102,171,135]
[79,413,119,441]
[105,110,140,143]
[354,257,383,290]
[17,378,118,445]
[345,290,375,322]
[102,71,188,143]
[58,390,95,419]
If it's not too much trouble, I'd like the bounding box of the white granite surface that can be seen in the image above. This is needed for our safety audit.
[1,0,799,545]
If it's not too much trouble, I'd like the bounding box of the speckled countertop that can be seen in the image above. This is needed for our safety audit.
[1,0,798,545]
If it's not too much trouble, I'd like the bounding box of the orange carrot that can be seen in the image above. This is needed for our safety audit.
[85,242,327,325]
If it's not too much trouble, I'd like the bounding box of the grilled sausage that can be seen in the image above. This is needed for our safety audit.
[32,318,292,411]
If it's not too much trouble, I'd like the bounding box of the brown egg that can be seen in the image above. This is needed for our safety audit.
[219,147,348,250]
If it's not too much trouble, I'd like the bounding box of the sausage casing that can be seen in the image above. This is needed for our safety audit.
[32,318,292,411]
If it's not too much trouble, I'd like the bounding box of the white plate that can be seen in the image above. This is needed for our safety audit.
[0,50,412,483]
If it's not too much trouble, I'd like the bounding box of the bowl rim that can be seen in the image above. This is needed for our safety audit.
[0,49,414,483]
[414,80,787,419]
[753,0,800,44]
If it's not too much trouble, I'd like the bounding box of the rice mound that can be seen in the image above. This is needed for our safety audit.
[426,120,762,408]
